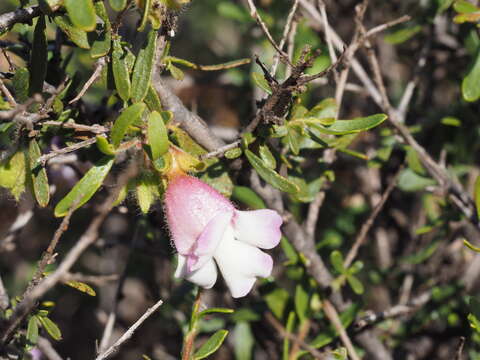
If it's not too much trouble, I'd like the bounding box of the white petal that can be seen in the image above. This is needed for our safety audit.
[214,226,273,298]
[232,209,282,249]
[187,211,233,272]
[175,254,218,289]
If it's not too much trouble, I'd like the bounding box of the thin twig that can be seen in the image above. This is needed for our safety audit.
[455,337,466,360]
[38,138,97,165]
[0,275,9,310]
[0,161,139,346]
[264,312,329,359]
[37,336,64,360]
[304,191,326,240]
[246,0,294,68]
[354,291,431,330]
[42,120,108,134]
[26,206,76,293]
[69,57,106,104]
[200,140,241,160]
[0,78,16,107]
[323,299,360,360]
[95,299,164,360]
[271,0,299,75]
[343,166,401,269]
[0,6,42,35]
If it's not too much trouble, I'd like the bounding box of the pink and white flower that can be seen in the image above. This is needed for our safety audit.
[164,174,282,298]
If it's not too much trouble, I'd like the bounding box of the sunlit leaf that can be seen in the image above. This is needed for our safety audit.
[64,281,96,296]
[65,0,97,32]
[110,103,146,148]
[132,30,157,103]
[54,156,114,217]
[193,330,229,360]
[37,316,62,341]
[147,111,169,160]
[28,139,50,207]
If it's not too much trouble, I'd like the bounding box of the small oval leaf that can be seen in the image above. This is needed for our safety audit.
[37,316,62,341]
[65,0,97,32]
[131,30,157,103]
[54,15,91,49]
[193,330,229,360]
[64,281,96,296]
[54,156,114,217]
[109,0,128,11]
[245,150,298,194]
[110,103,146,148]
[147,111,169,160]
[112,39,132,102]
[29,139,50,207]
[96,136,116,155]
[462,50,480,102]
[312,114,387,135]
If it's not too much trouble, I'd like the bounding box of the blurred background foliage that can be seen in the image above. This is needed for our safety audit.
[2,0,480,359]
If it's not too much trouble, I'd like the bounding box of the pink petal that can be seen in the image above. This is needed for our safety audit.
[213,227,273,298]
[164,175,234,254]
[175,254,218,289]
[187,211,233,272]
[232,209,283,249]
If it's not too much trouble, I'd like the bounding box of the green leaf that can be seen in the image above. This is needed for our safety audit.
[251,72,272,94]
[306,97,338,120]
[138,0,152,31]
[0,151,27,201]
[462,49,480,102]
[144,85,163,112]
[90,1,112,58]
[168,63,185,80]
[54,15,91,49]
[65,0,97,32]
[384,25,422,45]
[406,147,426,176]
[224,147,242,159]
[147,111,169,160]
[131,30,157,103]
[245,150,298,194]
[402,241,440,265]
[265,288,289,319]
[193,330,229,360]
[64,281,96,296]
[110,103,146,147]
[294,284,309,323]
[96,135,116,155]
[198,308,234,318]
[26,316,39,345]
[112,39,132,102]
[29,16,48,95]
[398,168,436,192]
[109,0,128,11]
[312,114,387,135]
[233,322,254,360]
[259,145,276,169]
[135,172,162,213]
[347,275,364,295]
[37,316,62,341]
[29,139,50,207]
[454,0,479,13]
[231,186,266,209]
[283,312,296,360]
[330,250,345,273]
[12,67,30,103]
[54,156,114,217]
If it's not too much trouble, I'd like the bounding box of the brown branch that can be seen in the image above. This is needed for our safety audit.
[246,0,294,68]
[0,78,16,107]
[42,120,108,134]
[95,299,164,360]
[38,138,97,165]
[0,6,42,35]
[0,160,139,347]
[69,58,106,104]
[323,299,360,360]
[343,166,402,269]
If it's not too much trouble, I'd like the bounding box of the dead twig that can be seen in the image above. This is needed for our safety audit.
[38,138,97,165]
[69,58,106,104]
[95,299,164,360]
[343,166,402,269]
